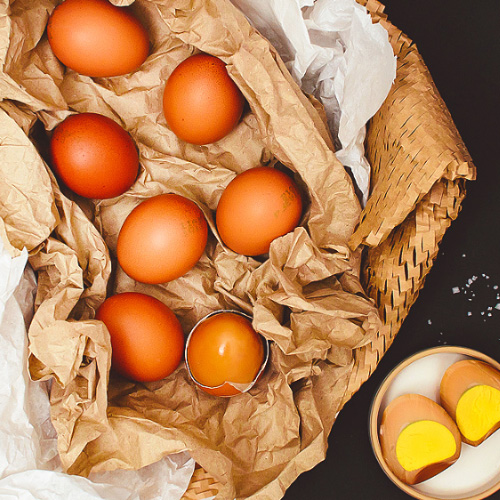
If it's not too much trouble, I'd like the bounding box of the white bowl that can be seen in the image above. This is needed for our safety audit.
[369,346,500,500]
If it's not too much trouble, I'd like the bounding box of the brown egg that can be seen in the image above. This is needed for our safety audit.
[117,194,208,284]
[440,359,500,446]
[216,166,303,256]
[50,113,139,199]
[47,0,149,77]
[163,53,245,145]
[96,292,184,383]
[379,394,461,485]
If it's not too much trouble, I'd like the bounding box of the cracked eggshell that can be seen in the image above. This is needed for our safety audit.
[185,310,269,397]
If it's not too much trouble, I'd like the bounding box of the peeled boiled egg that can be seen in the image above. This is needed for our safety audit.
[47,0,149,77]
[379,393,462,485]
[216,166,303,256]
[50,113,139,199]
[185,311,268,397]
[96,292,184,383]
[440,359,500,446]
[163,53,245,145]
[117,193,208,284]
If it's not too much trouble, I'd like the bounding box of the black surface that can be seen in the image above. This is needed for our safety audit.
[283,1,500,499]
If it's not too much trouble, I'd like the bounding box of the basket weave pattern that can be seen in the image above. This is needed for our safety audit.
[351,0,475,385]
[182,466,221,500]
[181,0,475,497]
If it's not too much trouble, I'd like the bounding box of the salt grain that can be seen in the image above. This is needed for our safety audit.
[451,274,500,318]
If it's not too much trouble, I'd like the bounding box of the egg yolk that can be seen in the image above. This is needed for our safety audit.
[455,385,500,442]
[396,420,457,472]
[186,312,266,397]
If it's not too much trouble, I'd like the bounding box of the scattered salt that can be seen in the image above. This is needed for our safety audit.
[462,254,466,257]
[451,274,500,320]
[427,319,432,325]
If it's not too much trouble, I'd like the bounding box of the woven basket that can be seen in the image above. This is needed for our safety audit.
[181,0,476,497]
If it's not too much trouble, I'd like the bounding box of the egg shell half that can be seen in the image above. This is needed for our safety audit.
[440,359,500,446]
[379,393,462,485]
[185,311,268,397]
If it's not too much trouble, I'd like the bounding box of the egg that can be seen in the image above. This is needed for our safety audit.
[440,359,500,446]
[47,0,149,78]
[96,292,184,382]
[117,194,208,284]
[162,53,245,145]
[216,166,303,256]
[379,394,462,485]
[50,113,139,199]
[185,311,267,397]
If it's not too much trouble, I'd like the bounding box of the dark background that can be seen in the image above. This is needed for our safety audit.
[284,1,500,499]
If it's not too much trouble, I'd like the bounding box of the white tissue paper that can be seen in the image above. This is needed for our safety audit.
[1,1,396,498]
[231,0,397,205]
[0,237,195,500]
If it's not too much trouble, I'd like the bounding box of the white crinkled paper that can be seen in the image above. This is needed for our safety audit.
[231,0,397,205]
[0,238,195,500]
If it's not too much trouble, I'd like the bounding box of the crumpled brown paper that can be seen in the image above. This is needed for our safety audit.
[0,0,382,498]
